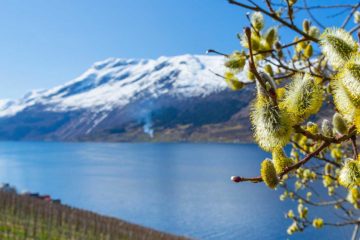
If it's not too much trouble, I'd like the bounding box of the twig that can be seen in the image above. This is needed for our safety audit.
[351,222,360,240]
[341,2,360,29]
[206,49,228,57]
[231,130,355,184]
[351,135,358,160]
[303,0,325,29]
[228,0,319,42]
[232,141,329,183]
[245,27,277,103]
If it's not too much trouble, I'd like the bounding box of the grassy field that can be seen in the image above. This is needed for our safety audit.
[0,190,189,240]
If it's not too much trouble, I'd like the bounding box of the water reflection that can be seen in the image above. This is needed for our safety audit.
[0,142,350,239]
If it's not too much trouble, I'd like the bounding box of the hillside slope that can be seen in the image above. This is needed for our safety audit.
[0,55,254,142]
[0,190,188,240]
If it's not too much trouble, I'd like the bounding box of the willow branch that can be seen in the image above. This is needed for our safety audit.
[232,141,329,183]
[303,0,326,29]
[293,125,356,144]
[342,2,360,29]
[232,130,355,184]
[245,27,277,103]
[351,135,358,160]
[252,38,307,56]
[228,0,319,42]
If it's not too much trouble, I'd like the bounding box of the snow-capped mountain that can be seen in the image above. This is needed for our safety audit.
[0,55,255,142]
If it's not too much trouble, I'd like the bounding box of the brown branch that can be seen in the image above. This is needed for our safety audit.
[206,49,228,57]
[252,37,307,56]
[228,0,319,42]
[245,27,277,103]
[351,135,358,160]
[292,190,345,207]
[294,125,356,144]
[341,2,360,29]
[231,130,355,184]
[265,0,275,13]
[350,24,360,34]
[290,140,341,167]
[303,0,325,29]
[231,141,329,183]
[272,3,354,10]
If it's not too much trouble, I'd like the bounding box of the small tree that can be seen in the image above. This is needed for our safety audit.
[210,1,360,238]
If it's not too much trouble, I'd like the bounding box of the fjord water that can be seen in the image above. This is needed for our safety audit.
[0,142,350,239]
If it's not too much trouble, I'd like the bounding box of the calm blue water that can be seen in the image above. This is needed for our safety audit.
[0,142,350,239]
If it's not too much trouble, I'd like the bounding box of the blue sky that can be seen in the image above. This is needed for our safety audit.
[0,0,356,98]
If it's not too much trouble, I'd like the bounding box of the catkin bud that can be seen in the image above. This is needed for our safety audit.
[303,20,310,33]
[287,222,299,235]
[332,112,348,135]
[287,210,295,218]
[251,97,292,152]
[339,159,360,188]
[331,78,357,122]
[320,28,358,68]
[295,38,306,53]
[325,163,333,175]
[225,51,246,72]
[280,74,323,123]
[309,26,320,39]
[264,27,278,46]
[289,0,297,5]
[312,218,324,229]
[297,203,308,219]
[240,32,260,51]
[337,55,360,107]
[247,70,255,81]
[272,148,293,174]
[256,71,276,96]
[224,72,244,91]
[251,12,264,31]
[274,41,282,51]
[264,64,274,76]
[355,110,360,133]
[261,159,279,189]
[347,187,360,208]
[354,11,360,24]
[306,122,318,134]
[304,44,313,58]
[321,119,333,137]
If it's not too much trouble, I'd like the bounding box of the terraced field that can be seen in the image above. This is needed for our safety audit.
[0,190,188,240]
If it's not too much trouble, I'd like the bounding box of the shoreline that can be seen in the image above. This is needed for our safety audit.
[0,189,190,240]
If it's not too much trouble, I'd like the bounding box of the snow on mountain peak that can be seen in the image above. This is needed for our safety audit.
[0,54,230,117]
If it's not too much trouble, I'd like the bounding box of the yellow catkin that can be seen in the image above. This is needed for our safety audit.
[251,12,264,31]
[338,55,360,107]
[261,159,279,189]
[339,160,360,188]
[251,96,292,152]
[225,51,246,72]
[354,110,360,133]
[332,112,348,135]
[331,78,357,122]
[280,74,323,124]
[320,28,358,68]
[312,218,324,229]
[224,72,244,91]
[272,148,294,174]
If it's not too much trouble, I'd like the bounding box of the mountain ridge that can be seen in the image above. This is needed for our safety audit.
[0,54,255,142]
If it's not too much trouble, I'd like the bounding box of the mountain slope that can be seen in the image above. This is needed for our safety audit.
[0,55,255,142]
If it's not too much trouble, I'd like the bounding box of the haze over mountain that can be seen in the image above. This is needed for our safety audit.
[0,55,255,142]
